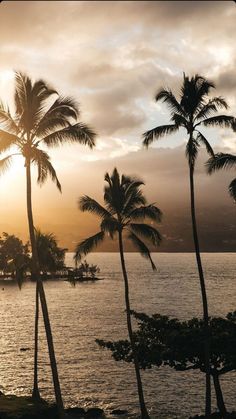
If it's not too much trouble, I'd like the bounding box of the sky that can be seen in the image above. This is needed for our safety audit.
[0,0,235,252]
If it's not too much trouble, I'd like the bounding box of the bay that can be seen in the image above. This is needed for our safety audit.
[0,253,235,418]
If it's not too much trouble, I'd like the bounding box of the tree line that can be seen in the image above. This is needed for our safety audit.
[0,72,235,419]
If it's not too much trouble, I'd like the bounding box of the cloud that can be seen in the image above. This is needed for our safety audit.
[0,1,235,251]
[1,1,235,142]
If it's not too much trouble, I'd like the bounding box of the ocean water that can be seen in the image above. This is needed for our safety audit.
[0,253,235,418]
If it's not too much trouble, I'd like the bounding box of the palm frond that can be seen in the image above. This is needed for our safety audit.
[79,196,111,218]
[180,74,215,116]
[196,131,214,157]
[232,119,236,132]
[195,97,228,121]
[0,155,13,174]
[100,216,120,239]
[128,231,157,271]
[202,115,234,128]
[206,153,236,174]
[229,178,236,201]
[171,113,188,129]
[128,205,162,222]
[123,187,147,216]
[47,96,79,119]
[31,148,61,191]
[74,231,105,261]
[185,138,199,168]
[31,79,57,103]
[155,89,186,117]
[34,96,79,138]
[14,72,29,118]
[129,223,162,247]
[195,75,215,95]
[14,72,36,131]
[143,124,178,147]
[33,116,70,140]
[0,102,19,134]
[0,130,19,153]
[121,174,144,189]
[42,122,96,148]
[104,168,123,215]
[30,79,57,128]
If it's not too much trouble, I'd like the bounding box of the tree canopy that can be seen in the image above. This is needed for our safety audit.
[97,310,236,376]
[0,232,30,277]
[35,229,66,274]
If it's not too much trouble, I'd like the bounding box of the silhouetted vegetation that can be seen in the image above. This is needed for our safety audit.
[35,229,66,277]
[143,73,235,416]
[0,71,96,417]
[0,232,30,287]
[72,260,100,281]
[75,167,162,419]
[0,63,235,419]
[207,152,236,201]
[97,310,236,417]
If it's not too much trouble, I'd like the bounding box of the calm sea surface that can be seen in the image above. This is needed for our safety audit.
[0,253,235,418]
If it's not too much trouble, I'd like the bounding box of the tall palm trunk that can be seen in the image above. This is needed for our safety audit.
[189,163,211,417]
[32,281,40,400]
[118,230,150,419]
[212,373,227,417]
[26,159,65,419]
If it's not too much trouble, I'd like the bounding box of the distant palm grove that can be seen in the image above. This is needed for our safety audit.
[0,71,235,419]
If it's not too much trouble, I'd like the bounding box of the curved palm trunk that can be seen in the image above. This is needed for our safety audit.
[212,373,227,417]
[118,230,150,419]
[189,164,211,417]
[26,159,65,419]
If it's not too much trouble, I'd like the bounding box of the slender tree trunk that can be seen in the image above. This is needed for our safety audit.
[213,373,227,417]
[26,159,65,418]
[118,230,150,419]
[32,280,41,401]
[189,163,211,417]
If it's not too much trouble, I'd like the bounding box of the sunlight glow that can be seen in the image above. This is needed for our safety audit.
[0,69,15,108]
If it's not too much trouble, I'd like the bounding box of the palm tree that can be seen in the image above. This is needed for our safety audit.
[142,74,234,416]
[0,72,96,417]
[35,229,66,275]
[75,167,162,419]
[207,152,236,201]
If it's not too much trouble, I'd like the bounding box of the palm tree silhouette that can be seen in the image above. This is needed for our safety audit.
[35,229,66,275]
[75,167,162,419]
[207,152,236,201]
[142,74,234,416]
[0,72,96,417]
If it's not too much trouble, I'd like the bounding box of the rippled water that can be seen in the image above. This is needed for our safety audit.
[0,253,235,418]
